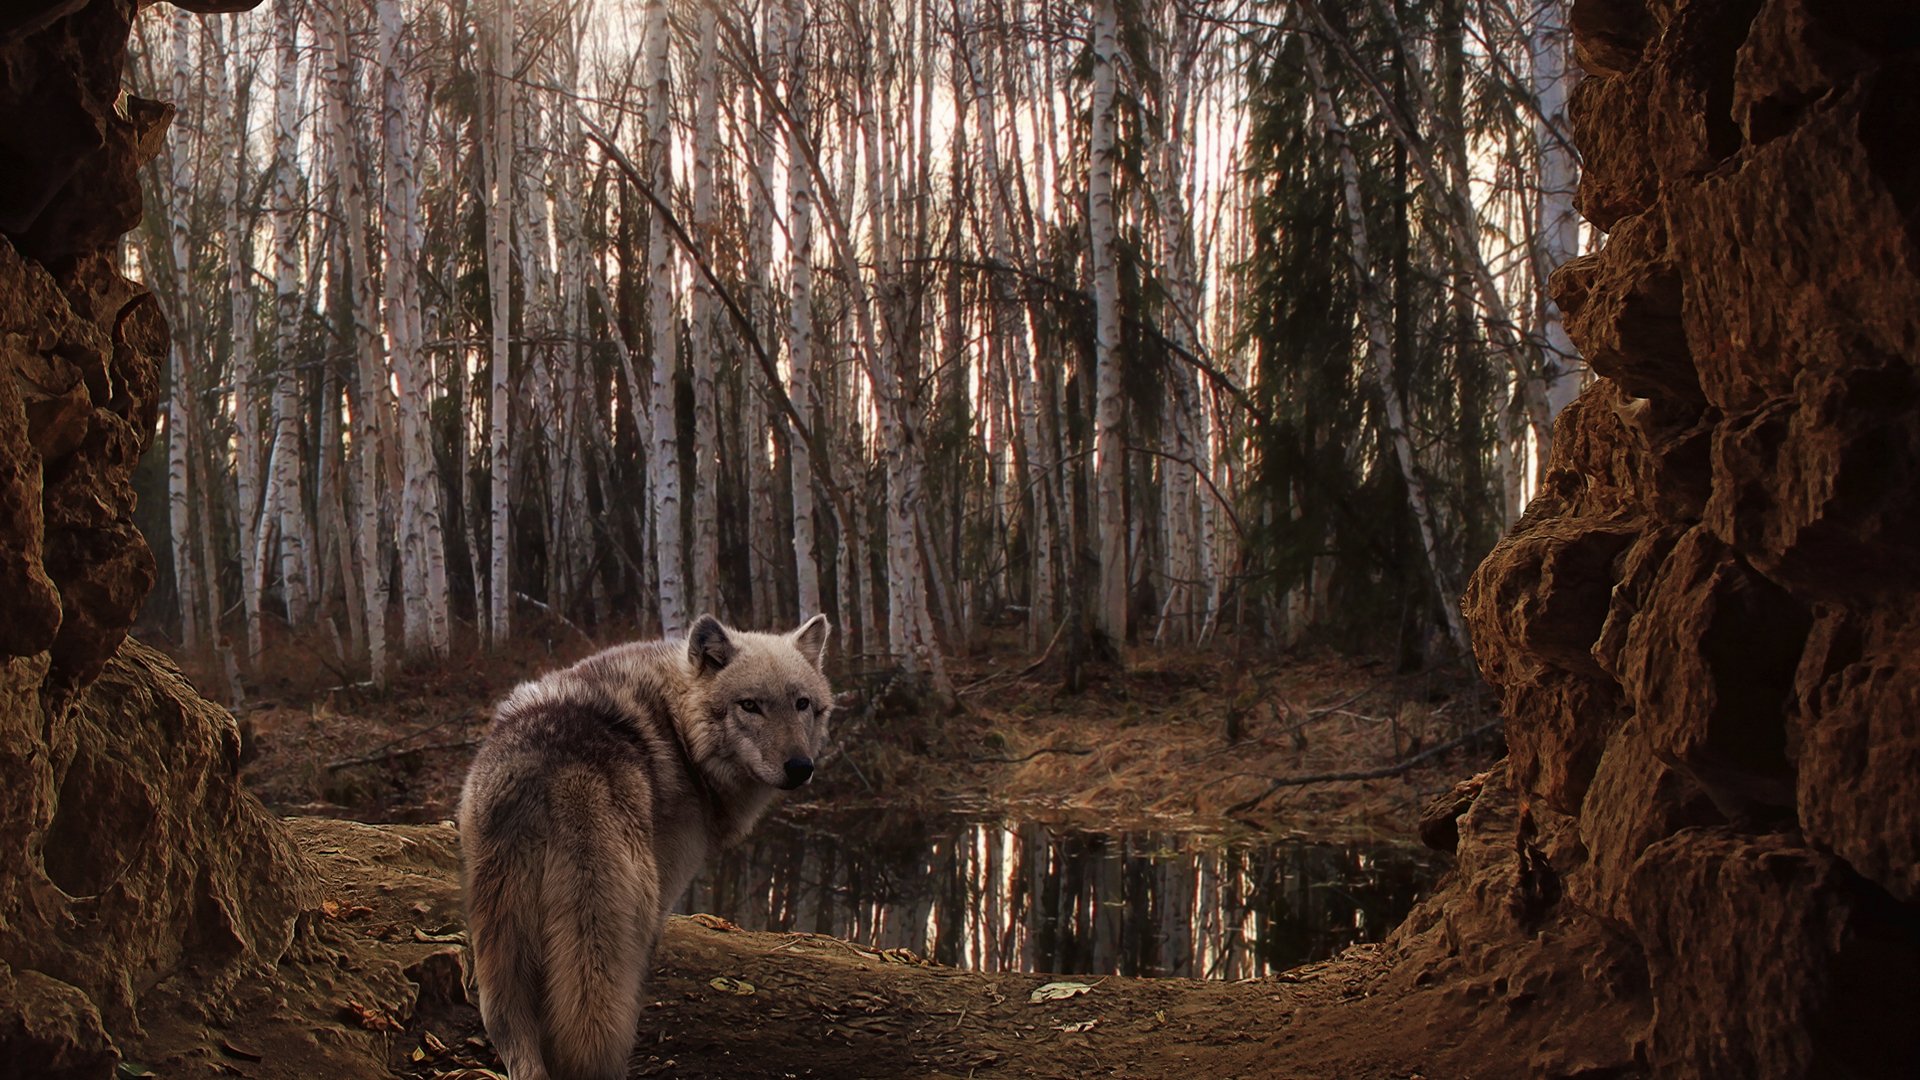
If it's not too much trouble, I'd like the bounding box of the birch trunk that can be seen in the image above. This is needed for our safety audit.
[219,23,264,665]
[485,0,515,646]
[785,0,822,620]
[1530,0,1583,421]
[380,0,450,657]
[688,6,722,617]
[643,0,687,636]
[166,10,202,654]
[745,12,779,626]
[1088,0,1128,650]
[269,0,311,629]
[327,0,390,683]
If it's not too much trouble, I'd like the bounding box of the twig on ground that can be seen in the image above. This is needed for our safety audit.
[318,709,475,772]
[967,745,1096,765]
[1224,720,1505,814]
[324,738,480,773]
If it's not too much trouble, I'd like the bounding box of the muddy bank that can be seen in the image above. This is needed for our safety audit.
[111,814,1621,1080]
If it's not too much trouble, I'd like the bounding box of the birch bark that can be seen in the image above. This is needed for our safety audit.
[688,6,722,617]
[379,0,450,657]
[1088,0,1128,649]
[327,0,390,682]
[485,0,516,646]
[166,10,201,654]
[785,0,822,620]
[643,0,687,636]
[268,0,311,629]
[1530,0,1584,420]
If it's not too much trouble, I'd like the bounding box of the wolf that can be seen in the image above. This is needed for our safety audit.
[458,613,833,1080]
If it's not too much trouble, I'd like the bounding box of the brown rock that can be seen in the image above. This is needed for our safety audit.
[1791,605,1920,902]
[1450,0,1920,1073]
[1627,829,1920,1077]
[0,2,299,1074]
[0,964,118,1080]
[1619,528,1810,816]
[1418,770,1488,854]
[1565,716,1721,924]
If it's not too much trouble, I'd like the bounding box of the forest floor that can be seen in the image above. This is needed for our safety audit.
[123,816,1609,1080]
[121,636,1587,1080]
[216,628,1502,843]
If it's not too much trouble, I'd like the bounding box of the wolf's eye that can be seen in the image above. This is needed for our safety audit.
[795,696,811,713]
[737,698,762,714]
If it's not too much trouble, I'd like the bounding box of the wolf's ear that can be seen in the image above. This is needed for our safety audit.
[791,614,831,670]
[687,614,735,675]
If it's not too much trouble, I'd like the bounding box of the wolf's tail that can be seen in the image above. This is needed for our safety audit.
[466,811,557,1080]
[537,784,657,1080]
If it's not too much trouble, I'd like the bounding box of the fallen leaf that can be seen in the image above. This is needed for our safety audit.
[432,1070,507,1080]
[1056,1018,1099,1034]
[708,976,756,996]
[423,1030,449,1054]
[115,1064,157,1079]
[340,999,405,1032]
[1029,981,1093,1004]
[320,898,374,921]
[412,926,465,944]
[218,1038,263,1062]
[686,913,741,932]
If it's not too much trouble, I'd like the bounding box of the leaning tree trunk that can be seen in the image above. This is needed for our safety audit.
[1302,33,1471,656]
[0,4,313,1075]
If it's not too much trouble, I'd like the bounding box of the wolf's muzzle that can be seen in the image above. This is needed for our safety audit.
[781,756,814,789]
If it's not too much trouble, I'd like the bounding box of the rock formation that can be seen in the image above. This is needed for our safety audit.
[1449,0,1920,1074]
[0,2,312,1075]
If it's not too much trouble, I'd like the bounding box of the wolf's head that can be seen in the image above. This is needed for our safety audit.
[685,613,833,790]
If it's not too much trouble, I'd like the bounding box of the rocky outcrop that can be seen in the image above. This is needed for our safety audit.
[1452,0,1920,1075]
[0,2,310,1077]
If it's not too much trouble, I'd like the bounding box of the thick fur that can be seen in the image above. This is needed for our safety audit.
[459,615,833,1080]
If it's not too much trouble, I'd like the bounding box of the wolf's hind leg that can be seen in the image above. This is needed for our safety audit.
[467,827,553,1080]
[540,776,660,1080]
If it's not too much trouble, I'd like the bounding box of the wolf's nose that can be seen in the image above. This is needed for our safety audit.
[783,757,814,788]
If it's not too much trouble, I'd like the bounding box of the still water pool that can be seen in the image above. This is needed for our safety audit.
[680,812,1442,979]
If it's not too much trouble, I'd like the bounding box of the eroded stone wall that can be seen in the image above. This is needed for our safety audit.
[1459,0,1920,1074]
[0,3,310,1075]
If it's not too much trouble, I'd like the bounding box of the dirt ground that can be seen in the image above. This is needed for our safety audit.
[119,816,1623,1080]
[124,638,1568,1079]
[226,635,1501,843]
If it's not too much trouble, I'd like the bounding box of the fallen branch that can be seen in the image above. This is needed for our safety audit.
[514,591,599,649]
[958,618,1070,696]
[1225,720,1505,814]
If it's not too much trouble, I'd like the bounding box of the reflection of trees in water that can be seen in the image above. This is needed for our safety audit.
[680,815,1438,979]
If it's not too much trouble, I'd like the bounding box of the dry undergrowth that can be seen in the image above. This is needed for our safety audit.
[205,626,1501,845]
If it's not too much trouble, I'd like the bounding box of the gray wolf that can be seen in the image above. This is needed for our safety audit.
[458,613,833,1080]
